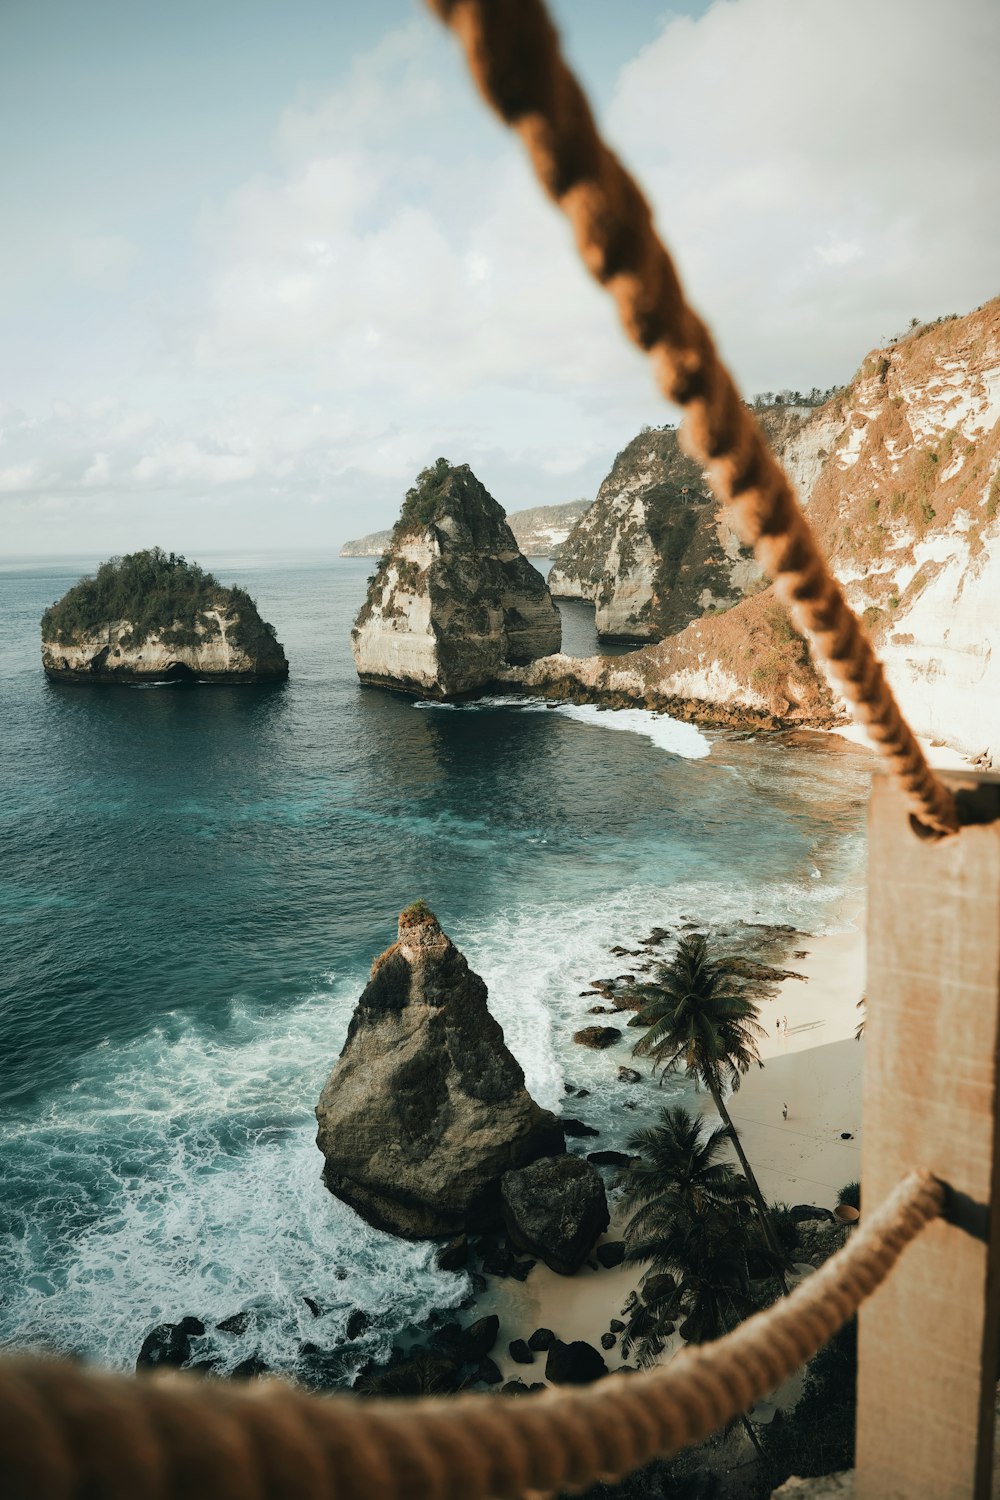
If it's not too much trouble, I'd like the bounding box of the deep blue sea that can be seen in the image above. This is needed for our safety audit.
[0,551,871,1379]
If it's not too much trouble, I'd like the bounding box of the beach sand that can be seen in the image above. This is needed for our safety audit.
[483,921,867,1391]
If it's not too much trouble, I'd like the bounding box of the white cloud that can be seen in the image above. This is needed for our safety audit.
[3,0,997,554]
[604,0,1000,388]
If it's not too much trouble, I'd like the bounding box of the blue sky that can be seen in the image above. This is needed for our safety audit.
[1,0,996,554]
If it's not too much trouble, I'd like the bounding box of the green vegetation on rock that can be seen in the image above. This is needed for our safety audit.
[40,548,279,651]
[393,458,453,539]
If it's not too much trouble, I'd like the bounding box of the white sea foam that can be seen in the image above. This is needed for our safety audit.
[415,697,712,760]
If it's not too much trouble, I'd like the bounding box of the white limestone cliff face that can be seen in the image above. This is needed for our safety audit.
[548,427,763,641]
[352,461,561,697]
[42,604,288,684]
[536,297,1000,758]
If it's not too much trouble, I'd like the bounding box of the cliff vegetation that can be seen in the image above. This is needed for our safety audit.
[41,548,279,654]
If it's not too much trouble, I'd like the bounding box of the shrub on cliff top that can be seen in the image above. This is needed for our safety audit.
[41,547,278,650]
[393,458,453,538]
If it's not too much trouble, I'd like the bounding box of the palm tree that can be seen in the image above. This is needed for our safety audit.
[617,1107,774,1456]
[631,933,787,1278]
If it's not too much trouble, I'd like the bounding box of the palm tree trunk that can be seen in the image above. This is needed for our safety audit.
[706,1073,789,1295]
[740,1412,764,1457]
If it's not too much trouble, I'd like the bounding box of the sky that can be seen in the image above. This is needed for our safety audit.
[1,0,997,556]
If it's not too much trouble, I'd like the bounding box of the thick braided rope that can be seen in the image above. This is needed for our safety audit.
[0,1169,942,1500]
[424,0,959,837]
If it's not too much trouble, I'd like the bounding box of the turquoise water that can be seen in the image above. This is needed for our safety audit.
[0,551,871,1378]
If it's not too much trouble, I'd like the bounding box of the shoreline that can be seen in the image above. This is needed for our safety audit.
[476,920,867,1388]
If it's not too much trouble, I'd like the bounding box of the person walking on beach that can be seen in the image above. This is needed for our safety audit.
[776,1017,782,1035]
[782,1102,788,1121]
[782,1014,789,1033]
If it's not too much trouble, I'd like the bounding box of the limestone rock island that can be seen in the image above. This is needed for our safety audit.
[351,458,561,697]
[41,548,289,684]
[315,902,564,1238]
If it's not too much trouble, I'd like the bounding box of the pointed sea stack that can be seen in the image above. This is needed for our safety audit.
[41,548,288,684]
[315,903,564,1238]
[351,458,561,697]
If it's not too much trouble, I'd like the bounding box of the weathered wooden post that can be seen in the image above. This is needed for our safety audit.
[856,769,1000,1499]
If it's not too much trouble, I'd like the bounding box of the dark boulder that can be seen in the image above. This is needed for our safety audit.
[216,1311,250,1336]
[477,1357,502,1385]
[572,1026,622,1049]
[789,1204,836,1223]
[345,1309,371,1340]
[501,1379,531,1396]
[544,1340,608,1386]
[587,1150,637,1168]
[595,1240,626,1269]
[562,1118,600,1138]
[617,1067,642,1084]
[461,1315,499,1363]
[231,1355,269,1380]
[528,1327,556,1352]
[303,1296,321,1318]
[509,1339,534,1365]
[609,1319,625,1333]
[136,1316,205,1372]
[316,908,564,1238]
[641,1272,677,1305]
[435,1235,469,1272]
[600,1332,617,1351]
[502,1155,610,1275]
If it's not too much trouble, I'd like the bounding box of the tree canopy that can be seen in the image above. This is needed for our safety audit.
[41,548,278,652]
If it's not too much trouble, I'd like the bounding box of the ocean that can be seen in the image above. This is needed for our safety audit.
[0,550,871,1381]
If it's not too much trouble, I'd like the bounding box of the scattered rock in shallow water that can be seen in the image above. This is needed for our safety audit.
[610,1319,625,1333]
[216,1311,250,1336]
[572,1026,622,1049]
[136,1316,205,1372]
[561,1117,599,1138]
[316,906,564,1238]
[502,1155,609,1275]
[601,1332,617,1351]
[461,1315,500,1362]
[588,1005,616,1014]
[477,1357,502,1385]
[595,1240,626,1269]
[345,1309,371,1340]
[588,1150,637,1168]
[509,1339,534,1365]
[528,1328,556,1352]
[501,1379,532,1397]
[617,1067,642,1084]
[231,1355,269,1380]
[435,1235,469,1272]
[545,1340,608,1386]
[303,1296,321,1318]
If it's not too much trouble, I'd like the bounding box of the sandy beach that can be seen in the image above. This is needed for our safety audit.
[484,919,868,1388]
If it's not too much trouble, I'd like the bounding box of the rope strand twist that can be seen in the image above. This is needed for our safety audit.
[0,1170,943,1500]
[425,0,959,837]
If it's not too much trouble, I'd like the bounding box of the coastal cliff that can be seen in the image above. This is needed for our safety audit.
[351,458,561,697]
[340,498,588,559]
[548,427,763,641]
[315,903,564,1238]
[531,297,1000,758]
[41,549,288,684]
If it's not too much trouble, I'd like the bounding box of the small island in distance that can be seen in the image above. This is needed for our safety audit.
[41,547,289,684]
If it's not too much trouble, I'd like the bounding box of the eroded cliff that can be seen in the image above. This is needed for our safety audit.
[548,427,763,641]
[351,459,561,697]
[528,297,1000,757]
[41,548,288,684]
